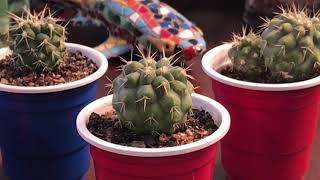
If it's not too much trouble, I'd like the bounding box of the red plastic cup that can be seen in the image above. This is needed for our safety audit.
[202,44,320,180]
[77,94,230,180]
[90,144,217,180]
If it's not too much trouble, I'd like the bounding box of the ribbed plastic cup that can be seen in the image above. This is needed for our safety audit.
[202,44,320,180]
[214,81,318,180]
[91,144,217,180]
[77,94,231,180]
[0,43,108,180]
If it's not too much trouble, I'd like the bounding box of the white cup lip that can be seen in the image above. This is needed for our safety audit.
[76,93,230,157]
[201,43,320,91]
[0,43,108,94]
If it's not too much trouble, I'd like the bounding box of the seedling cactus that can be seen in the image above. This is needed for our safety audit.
[8,8,67,72]
[229,6,320,82]
[112,50,194,134]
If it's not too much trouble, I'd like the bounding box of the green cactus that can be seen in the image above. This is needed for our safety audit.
[112,52,194,134]
[8,8,67,72]
[0,0,9,47]
[228,31,267,77]
[8,0,30,14]
[261,7,320,82]
[228,7,320,82]
[1,0,30,47]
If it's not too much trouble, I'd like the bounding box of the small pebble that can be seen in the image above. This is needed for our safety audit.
[131,141,146,148]
[28,82,35,86]
[186,129,193,136]
[0,78,9,84]
[159,133,169,143]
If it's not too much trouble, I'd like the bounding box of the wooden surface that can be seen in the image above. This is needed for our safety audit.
[1,0,320,179]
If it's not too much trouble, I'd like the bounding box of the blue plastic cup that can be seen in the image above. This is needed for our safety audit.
[0,43,108,180]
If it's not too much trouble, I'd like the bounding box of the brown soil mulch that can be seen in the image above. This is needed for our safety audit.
[87,109,219,148]
[221,66,320,83]
[0,51,98,86]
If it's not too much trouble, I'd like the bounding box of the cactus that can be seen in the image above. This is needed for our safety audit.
[0,0,9,47]
[228,6,320,82]
[8,0,29,14]
[0,0,30,47]
[261,7,320,82]
[228,30,267,77]
[112,51,194,134]
[8,8,67,72]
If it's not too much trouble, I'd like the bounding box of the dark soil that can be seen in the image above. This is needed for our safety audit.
[87,109,219,148]
[220,66,275,83]
[0,51,98,86]
[221,66,320,83]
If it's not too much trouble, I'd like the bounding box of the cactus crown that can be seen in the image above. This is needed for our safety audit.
[228,28,267,77]
[228,6,320,82]
[8,8,67,72]
[111,50,194,134]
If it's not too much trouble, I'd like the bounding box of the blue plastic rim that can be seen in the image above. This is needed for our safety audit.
[0,81,98,180]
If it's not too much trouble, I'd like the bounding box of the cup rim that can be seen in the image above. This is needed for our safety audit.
[76,93,230,157]
[201,43,320,91]
[0,43,108,94]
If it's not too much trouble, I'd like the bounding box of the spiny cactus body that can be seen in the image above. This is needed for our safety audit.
[261,7,320,81]
[112,52,194,134]
[9,8,67,72]
[228,7,320,82]
[228,32,267,77]
[0,0,9,46]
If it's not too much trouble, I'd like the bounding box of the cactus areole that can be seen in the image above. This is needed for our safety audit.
[112,52,194,134]
[228,7,320,83]
[8,8,67,72]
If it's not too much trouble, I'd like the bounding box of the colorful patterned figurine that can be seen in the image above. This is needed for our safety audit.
[33,0,206,60]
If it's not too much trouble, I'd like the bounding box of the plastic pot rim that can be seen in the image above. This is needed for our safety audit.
[76,93,230,157]
[201,43,320,91]
[0,43,108,94]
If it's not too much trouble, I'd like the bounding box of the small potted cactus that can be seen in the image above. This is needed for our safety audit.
[0,8,108,180]
[202,6,320,180]
[76,52,230,180]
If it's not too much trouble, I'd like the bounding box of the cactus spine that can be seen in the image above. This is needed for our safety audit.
[8,8,67,72]
[112,51,194,134]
